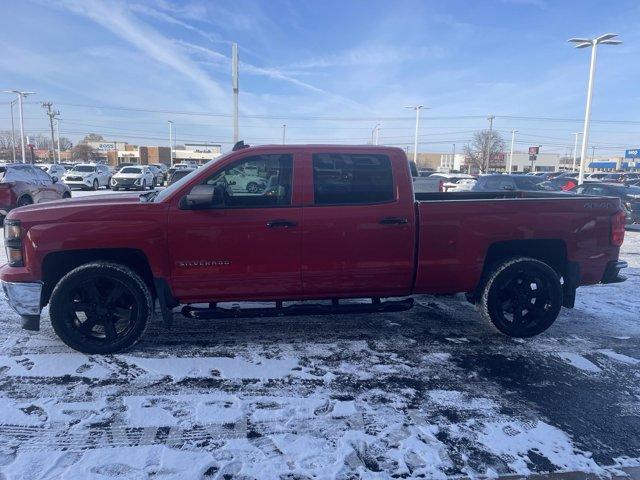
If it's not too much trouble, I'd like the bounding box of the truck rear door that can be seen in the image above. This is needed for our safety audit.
[300,149,416,297]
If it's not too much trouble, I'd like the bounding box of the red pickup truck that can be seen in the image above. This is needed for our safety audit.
[0,144,628,353]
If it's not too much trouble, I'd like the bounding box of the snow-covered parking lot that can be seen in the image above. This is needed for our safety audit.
[0,192,639,479]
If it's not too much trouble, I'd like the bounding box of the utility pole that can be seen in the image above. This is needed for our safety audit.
[485,115,495,173]
[42,102,60,163]
[9,99,17,162]
[571,132,581,172]
[452,143,456,170]
[282,124,286,144]
[404,105,427,163]
[55,118,61,163]
[3,90,35,163]
[168,121,174,166]
[232,42,239,143]
[508,129,517,174]
[591,146,596,167]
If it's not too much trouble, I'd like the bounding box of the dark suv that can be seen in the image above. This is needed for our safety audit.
[472,174,559,192]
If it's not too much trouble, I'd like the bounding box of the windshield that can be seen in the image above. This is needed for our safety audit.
[613,185,640,195]
[120,167,142,174]
[152,157,220,203]
[72,165,96,172]
[513,176,543,189]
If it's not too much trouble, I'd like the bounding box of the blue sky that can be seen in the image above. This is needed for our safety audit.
[1,0,639,156]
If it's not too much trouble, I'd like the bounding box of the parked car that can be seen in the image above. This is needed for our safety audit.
[447,177,476,192]
[586,172,625,183]
[621,172,640,184]
[167,167,196,186]
[224,166,267,193]
[571,182,640,225]
[540,175,578,191]
[0,145,627,353]
[114,162,135,173]
[472,174,557,192]
[149,163,169,183]
[146,165,165,187]
[0,163,71,221]
[38,164,66,182]
[110,166,156,191]
[62,164,111,190]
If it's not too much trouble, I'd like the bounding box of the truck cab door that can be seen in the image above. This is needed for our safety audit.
[167,153,302,302]
[300,150,416,297]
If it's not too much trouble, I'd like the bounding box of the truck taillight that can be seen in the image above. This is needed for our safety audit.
[438,180,444,192]
[611,211,626,247]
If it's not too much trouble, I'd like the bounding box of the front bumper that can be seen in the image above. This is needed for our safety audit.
[63,179,93,189]
[1,280,42,330]
[601,261,628,284]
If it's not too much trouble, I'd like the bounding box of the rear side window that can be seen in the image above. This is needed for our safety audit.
[312,153,394,205]
[33,167,52,184]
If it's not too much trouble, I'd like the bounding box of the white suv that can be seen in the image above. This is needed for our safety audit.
[38,164,66,182]
[62,164,111,190]
[110,166,156,191]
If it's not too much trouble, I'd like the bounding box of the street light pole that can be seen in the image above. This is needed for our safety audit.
[571,132,581,172]
[569,33,622,184]
[168,121,174,166]
[231,42,239,143]
[282,124,286,145]
[508,129,517,174]
[3,91,35,163]
[485,115,495,173]
[404,105,426,163]
[55,118,61,164]
[9,99,16,163]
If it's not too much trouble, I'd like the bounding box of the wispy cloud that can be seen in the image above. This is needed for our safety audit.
[177,40,372,112]
[55,0,228,106]
[128,3,225,45]
[278,45,444,71]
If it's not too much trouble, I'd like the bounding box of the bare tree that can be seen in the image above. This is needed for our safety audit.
[71,143,96,161]
[463,130,506,174]
[59,137,73,151]
[0,131,14,150]
[83,133,104,142]
[31,134,52,149]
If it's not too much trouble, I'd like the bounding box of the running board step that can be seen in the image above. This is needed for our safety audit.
[181,298,414,320]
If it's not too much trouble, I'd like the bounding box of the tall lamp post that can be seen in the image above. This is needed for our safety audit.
[568,33,622,184]
[508,129,517,174]
[404,105,427,163]
[9,99,17,162]
[2,90,35,163]
[167,120,174,166]
[571,132,581,172]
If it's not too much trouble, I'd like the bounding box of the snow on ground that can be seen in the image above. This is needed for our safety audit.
[0,197,639,478]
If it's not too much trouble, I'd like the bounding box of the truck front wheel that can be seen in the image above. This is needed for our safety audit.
[478,257,562,337]
[49,262,153,353]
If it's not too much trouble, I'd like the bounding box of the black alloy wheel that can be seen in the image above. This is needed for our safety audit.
[479,257,562,337]
[50,263,153,353]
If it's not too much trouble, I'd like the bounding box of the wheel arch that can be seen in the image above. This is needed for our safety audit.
[469,239,571,305]
[41,248,155,306]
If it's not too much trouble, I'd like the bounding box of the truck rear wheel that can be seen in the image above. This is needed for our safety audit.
[49,262,153,353]
[478,257,562,337]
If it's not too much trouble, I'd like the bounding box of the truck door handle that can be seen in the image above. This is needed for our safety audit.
[379,217,408,225]
[266,219,297,228]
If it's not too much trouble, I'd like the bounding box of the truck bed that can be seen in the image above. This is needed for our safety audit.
[412,190,623,294]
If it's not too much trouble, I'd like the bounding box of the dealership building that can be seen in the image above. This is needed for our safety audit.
[85,140,222,166]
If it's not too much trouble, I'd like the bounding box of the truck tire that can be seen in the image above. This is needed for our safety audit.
[49,262,153,354]
[477,257,562,337]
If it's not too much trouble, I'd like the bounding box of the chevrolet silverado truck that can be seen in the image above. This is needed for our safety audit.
[0,144,628,353]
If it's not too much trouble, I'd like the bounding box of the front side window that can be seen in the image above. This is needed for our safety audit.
[312,153,393,205]
[204,154,293,207]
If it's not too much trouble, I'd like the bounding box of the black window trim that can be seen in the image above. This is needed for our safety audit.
[310,152,397,207]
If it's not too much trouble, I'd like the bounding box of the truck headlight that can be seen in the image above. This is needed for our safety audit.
[4,220,23,267]
[111,178,117,185]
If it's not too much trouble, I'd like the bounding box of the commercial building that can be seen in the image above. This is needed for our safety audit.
[174,144,222,164]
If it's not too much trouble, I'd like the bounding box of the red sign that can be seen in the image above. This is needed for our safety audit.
[528,146,539,155]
